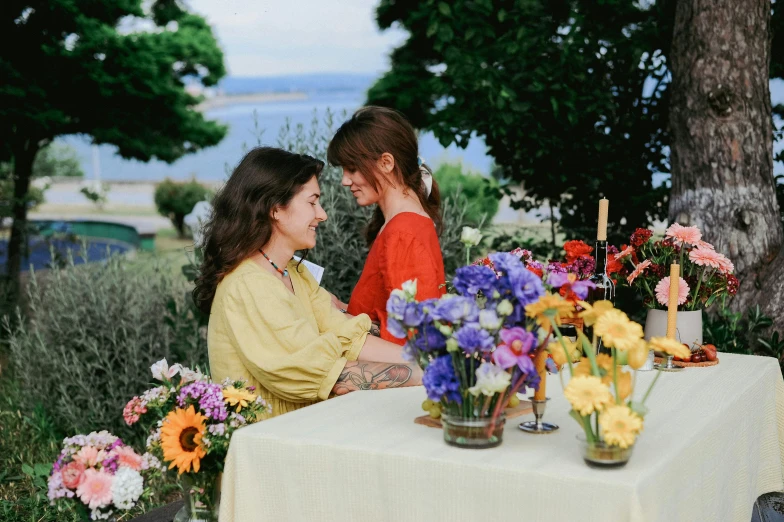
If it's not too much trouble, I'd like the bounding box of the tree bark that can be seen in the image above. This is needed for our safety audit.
[3,141,39,312]
[669,0,784,320]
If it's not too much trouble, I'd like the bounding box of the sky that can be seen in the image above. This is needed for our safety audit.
[186,0,408,77]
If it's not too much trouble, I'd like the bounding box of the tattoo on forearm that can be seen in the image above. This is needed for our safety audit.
[331,362,414,397]
[369,323,381,337]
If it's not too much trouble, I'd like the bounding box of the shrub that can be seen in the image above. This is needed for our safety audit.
[4,251,208,445]
[704,305,784,372]
[433,162,500,226]
[154,178,211,238]
[274,110,486,301]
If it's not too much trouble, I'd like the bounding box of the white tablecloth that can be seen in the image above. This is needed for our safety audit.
[220,353,784,522]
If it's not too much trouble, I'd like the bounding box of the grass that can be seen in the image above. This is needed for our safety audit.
[0,226,193,520]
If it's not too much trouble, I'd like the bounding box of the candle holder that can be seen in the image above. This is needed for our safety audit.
[519,399,559,434]
[653,354,684,372]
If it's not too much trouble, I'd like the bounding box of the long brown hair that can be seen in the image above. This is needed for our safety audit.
[326,106,441,244]
[193,147,324,315]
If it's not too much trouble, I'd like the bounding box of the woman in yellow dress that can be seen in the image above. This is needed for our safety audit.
[194,147,421,419]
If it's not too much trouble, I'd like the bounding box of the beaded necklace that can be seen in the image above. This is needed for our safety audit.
[259,249,289,277]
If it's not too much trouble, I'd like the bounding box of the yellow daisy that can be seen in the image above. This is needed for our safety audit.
[572,361,592,378]
[601,369,632,401]
[223,386,257,411]
[599,405,643,448]
[160,406,207,474]
[593,310,644,351]
[626,339,650,370]
[577,300,615,327]
[564,375,613,416]
[547,337,580,367]
[648,336,691,359]
[525,293,575,330]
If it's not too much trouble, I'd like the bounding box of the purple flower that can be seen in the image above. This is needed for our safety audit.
[547,272,596,300]
[422,355,462,404]
[402,302,425,327]
[570,255,595,278]
[101,455,119,474]
[413,325,447,352]
[453,265,497,296]
[177,382,228,421]
[453,324,496,354]
[493,327,536,373]
[386,291,407,320]
[547,261,568,274]
[386,317,407,339]
[430,296,479,323]
[488,252,523,276]
[509,266,545,306]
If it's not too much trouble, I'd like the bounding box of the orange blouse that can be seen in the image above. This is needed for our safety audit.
[347,212,446,345]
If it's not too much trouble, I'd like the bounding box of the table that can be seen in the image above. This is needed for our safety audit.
[220,353,784,522]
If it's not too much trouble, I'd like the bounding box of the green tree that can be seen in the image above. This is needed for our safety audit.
[433,162,499,226]
[1,0,227,309]
[368,0,679,243]
[154,178,211,238]
[30,143,84,179]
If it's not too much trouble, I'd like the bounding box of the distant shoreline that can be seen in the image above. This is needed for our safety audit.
[196,91,308,111]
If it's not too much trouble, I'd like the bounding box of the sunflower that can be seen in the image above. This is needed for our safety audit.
[599,405,643,448]
[160,406,207,474]
[576,300,614,327]
[525,293,574,330]
[593,310,644,351]
[223,386,257,411]
[564,375,613,416]
[648,336,691,359]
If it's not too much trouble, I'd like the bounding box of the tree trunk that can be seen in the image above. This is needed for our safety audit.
[3,142,38,312]
[669,0,784,321]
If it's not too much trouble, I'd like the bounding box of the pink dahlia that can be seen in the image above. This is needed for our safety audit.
[626,260,651,285]
[655,276,690,306]
[665,223,702,245]
[76,468,113,509]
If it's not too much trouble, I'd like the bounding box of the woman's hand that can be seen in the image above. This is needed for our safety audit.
[327,291,349,312]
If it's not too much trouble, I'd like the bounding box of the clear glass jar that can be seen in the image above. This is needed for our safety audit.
[174,472,221,522]
[441,413,506,449]
[576,434,634,468]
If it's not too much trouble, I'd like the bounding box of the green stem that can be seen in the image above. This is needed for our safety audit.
[691,270,703,311]
[679,243,685,277]
[578,330,600,376]
[612,349,621,405]
[641,369,663,404]
[551,323,574,375]
[465,245,471,267]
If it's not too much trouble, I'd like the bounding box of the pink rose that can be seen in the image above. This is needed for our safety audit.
[61,461,86,489]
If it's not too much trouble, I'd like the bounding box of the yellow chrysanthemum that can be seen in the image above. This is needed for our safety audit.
[525,293,575,330]
[593,309,644,351]
[572,361,591,378]
[648,336,691,359]
[577,300,615,327]
[626,339,650,369]
[564,375,613,416]
[223,386,257,411]
[599,405,643,448]
[547,337,580,367]
[601,369,632,401]
[160,406,207,474]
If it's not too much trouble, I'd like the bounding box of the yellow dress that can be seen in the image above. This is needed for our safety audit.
[208,258,371,418]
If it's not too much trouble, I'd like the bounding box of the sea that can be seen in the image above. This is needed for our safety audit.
[56,73,494,183]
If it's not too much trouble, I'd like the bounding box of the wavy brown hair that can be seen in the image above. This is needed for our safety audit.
[326,106,441,245]
[193,147,324,315]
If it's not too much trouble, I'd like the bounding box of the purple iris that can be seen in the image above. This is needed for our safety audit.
[452,265,497,296]
[422,355,462,404]
[453,324,496,354]
[547,272,597,300]
[492,327,536,373]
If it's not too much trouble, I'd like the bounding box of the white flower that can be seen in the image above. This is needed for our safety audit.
[178,366,205,383]
[460,226,483,247]
[468,362,512,397]
[496,299,514,317]
[150,359,179,381]
[90,508,112,520]
[140,452,162,471]
[479,310,502,330]
[111,467,144,510]
[401,279,418,299]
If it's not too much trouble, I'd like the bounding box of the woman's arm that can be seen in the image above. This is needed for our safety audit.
[330,361,422,396]
[356,334,410,363]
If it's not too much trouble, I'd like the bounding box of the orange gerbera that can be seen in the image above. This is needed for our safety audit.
[160,406,207,474]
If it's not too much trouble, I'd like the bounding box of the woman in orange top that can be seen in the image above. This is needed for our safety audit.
[327,106,446,344]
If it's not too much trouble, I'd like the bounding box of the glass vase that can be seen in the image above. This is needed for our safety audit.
[174,472,221,522]
[576,434,634,468]
[441,413,506,449]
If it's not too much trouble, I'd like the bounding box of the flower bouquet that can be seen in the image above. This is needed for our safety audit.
[47,430,154,520]
[546,296,692,467]
[615,224,737,311]
[386,247,557,448]
[124,359,271,521]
